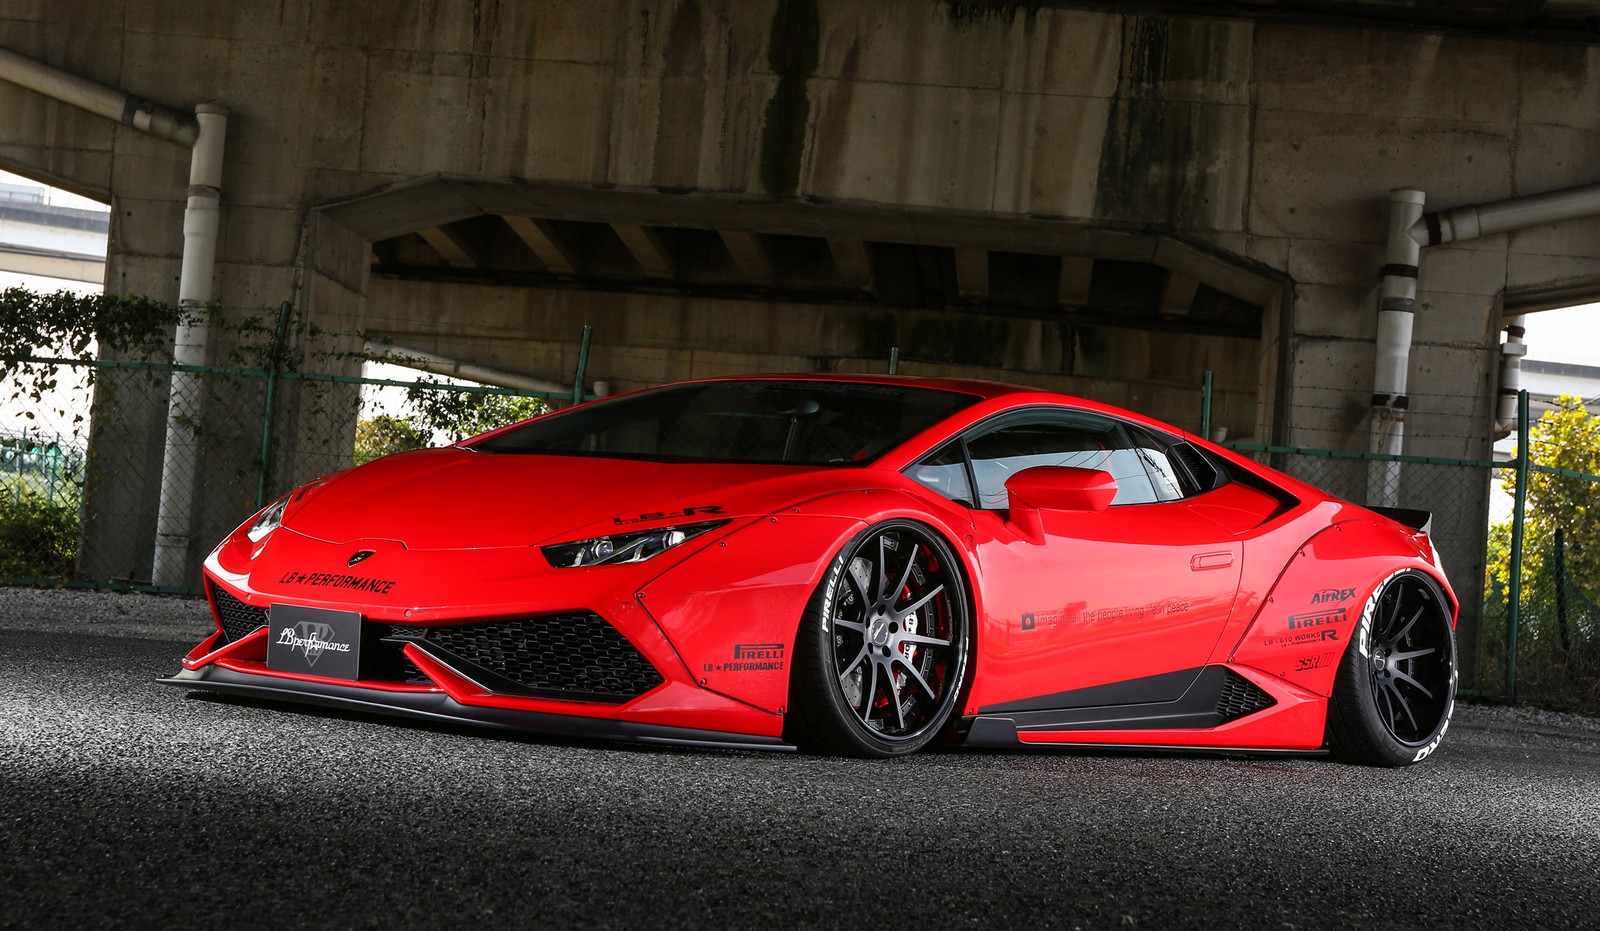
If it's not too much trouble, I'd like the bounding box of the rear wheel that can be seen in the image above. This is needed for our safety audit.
[1327,569,1457,766]
[788,521,971,757]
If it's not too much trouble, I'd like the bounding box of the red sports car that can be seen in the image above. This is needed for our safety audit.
[163,374,1457,765]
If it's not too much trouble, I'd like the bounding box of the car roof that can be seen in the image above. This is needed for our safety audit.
[711,372,1041,401]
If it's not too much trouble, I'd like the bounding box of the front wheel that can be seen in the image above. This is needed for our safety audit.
[1327,569,1457,766]
[787,521,971,757]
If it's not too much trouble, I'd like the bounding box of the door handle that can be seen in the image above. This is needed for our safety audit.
[1190,551,1234,571]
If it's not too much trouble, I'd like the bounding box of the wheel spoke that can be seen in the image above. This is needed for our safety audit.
[839,644,869,682]
[845,562,871,611]
[834,617,867,634]
[1381,589,1403,640]
[861,660,880,718]
[1388,645,1436,664]
[1391,669,1435,700]
[876,534,891,601]
[1385,679,1420,732]
[886,663,907,730]
[1375,682,1398,730]
[901,632,950,649]
[902,584,946,617]
[1390,605,1424,648]
[894,654,939,701]
[891,543,920,608]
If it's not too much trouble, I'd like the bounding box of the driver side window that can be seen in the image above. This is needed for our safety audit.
[908,410,1209,510]
[965,418,1165,509]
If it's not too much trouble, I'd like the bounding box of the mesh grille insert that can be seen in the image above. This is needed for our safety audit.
[417,614,664,701]
[212,586,269,643]
[1216,669,1275,722]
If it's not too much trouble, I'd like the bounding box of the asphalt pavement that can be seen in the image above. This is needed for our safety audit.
[2,588,1598,929]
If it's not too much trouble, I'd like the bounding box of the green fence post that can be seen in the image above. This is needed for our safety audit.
[888,346,899,375]
[256,302,294,509]
[571,324,592,407]
[1507,388,1530,703]
[1201,370,1214,440]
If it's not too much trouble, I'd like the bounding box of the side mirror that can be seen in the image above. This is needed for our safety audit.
[1006,466,1117,513]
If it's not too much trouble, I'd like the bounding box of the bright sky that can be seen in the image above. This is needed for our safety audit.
[1518,302,1600,368]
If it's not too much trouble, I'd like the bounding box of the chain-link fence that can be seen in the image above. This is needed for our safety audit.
[0,349,564,594]
[4,337,1597,710]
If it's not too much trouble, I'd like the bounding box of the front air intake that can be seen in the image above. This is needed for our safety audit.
[388,614,664,702]
[211,585,269,643]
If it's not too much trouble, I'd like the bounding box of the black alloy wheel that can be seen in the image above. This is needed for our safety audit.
[788,521,971,757]
[1328,569,1457,767]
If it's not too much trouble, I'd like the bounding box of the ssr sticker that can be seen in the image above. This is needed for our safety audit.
[614,504,724,526]
[704,642,786,673]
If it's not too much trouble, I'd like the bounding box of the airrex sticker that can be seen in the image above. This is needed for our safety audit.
[1310,587,1356,604]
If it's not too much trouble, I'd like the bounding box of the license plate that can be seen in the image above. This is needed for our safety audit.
[266,604,363,680]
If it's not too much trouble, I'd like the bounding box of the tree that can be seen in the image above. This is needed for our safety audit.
[1486,394,1600,603]
[402,384,547,444]
[353,414,429,465]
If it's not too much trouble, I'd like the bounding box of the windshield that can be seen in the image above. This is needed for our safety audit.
[470,380,979,466]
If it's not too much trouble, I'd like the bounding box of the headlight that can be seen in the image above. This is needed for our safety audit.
[246,495,289,542]
[541,520,730,568]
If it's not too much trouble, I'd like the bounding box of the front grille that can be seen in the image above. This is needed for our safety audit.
[1215,669,1276,722]
[399,614,664,702]
[212,586,269,643]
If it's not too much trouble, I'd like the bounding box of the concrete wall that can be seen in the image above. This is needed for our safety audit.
[5,1,1600,676]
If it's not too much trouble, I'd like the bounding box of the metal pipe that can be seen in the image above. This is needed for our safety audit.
[363,340,572,394]
[0,47,198,146]
[1492,315,1527,439]
[1368,189,1425,508]
[152,103,228,587]
[1507,388,1530,703]
[257,302,294,509]
[571,325,593,407]
[1412,182,1600,246]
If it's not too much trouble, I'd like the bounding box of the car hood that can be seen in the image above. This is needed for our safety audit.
[281,446,856,550]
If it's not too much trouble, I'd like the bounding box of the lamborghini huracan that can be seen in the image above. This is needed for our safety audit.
[163,374,1458,765]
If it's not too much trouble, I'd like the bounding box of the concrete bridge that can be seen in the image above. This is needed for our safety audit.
[5,1,1600,674]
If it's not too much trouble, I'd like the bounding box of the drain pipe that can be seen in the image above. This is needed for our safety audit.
[152,103,228,589]
[1493,316,1527,438]
[0,46,228,588]
[364,340,573,395]
[1369,180,1600,504]
[1368,190,1425,508]
[0,48,197,145]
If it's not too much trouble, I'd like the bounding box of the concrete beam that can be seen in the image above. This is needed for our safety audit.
[719,230,773,285]
[955,248,989,301]
[1161,270,1201,318]
[1060,256,1094,307]
[0,245,103,283]
[502,215,578,275]
[612,223,675,278]
[828,238,873,291]
[417,224,480,269]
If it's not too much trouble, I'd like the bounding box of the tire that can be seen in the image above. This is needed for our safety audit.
[1327,569,1457,767]
[787,520,972,757]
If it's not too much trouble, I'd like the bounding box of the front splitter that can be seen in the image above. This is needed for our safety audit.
[159,665,794,752]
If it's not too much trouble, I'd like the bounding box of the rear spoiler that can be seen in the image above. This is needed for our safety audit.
[1369,506,1432,536]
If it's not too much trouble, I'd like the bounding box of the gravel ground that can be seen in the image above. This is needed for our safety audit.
[2,586,1598,929]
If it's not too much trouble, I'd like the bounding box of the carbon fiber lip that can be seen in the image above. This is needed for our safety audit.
[158,665,793,752]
